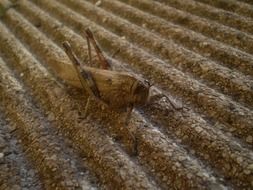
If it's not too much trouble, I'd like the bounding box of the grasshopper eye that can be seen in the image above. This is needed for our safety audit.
[134,82,145,95]
[133,80,151,106]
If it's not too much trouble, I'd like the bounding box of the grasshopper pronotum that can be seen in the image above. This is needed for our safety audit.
[62,29,152,124]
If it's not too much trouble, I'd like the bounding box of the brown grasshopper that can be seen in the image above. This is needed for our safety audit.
[62,29,152,124]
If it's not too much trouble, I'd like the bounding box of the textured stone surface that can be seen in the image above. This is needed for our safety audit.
[0,0,252,189]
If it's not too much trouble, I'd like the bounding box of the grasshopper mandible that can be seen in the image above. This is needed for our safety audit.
[62,29,152,123]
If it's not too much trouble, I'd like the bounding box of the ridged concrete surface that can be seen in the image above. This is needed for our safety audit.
[0,0,252,189]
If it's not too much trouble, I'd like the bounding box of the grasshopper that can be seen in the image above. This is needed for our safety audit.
[62,29,152,124]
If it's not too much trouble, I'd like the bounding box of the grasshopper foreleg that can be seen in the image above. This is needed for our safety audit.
[124,104,133,126]
[84,96,91,117]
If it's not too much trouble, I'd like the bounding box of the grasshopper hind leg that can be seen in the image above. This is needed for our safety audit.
[62,41,100,98]
[62,41,104,117]
[85,28,112,70]
[86,32,92,66]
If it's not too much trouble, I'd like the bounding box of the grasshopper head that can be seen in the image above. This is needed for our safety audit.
[132,79,152,106]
